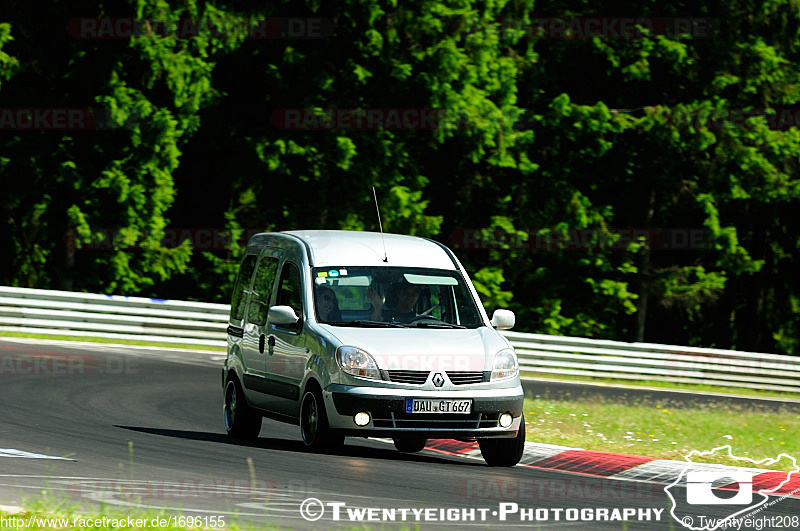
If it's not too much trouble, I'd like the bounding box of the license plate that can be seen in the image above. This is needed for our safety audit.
[405,398,472,414]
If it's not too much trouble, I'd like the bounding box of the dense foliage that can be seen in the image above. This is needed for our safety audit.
[1,0,799,354]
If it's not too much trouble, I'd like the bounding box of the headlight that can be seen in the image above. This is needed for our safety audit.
[491,349,518,381]
[337,346,382,380]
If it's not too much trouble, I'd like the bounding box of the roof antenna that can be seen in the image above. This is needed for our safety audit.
[372,186,388,262]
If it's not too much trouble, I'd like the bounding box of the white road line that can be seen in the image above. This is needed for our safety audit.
[0,449,73,460]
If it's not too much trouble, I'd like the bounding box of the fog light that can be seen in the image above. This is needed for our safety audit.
[499,413,513,428]
[354,412,371,426]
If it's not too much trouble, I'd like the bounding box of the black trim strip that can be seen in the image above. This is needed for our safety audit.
[267,379,300,400]
[260,409,300,426]
[227,325,244,338]
[243,374,263,392]
[243,374,300,401]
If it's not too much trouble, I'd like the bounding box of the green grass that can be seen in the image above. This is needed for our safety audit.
[0,331,226,352]
[522,371,800,401]
[0,493,428,531]
[523,394,800,472]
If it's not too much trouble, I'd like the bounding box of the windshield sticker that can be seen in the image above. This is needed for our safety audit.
[339,269,348,276]
[314,277,326,285]
[328,269,339,277]
[317,271,328,277]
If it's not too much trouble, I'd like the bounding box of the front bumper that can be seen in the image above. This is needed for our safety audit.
[324,383,524,439]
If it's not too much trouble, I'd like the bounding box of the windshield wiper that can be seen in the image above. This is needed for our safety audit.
[409,322,466,329]
[324,320,407,328]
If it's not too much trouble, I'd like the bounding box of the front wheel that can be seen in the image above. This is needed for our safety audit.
[478,415,526,467]
[393,438,428,453]
[300,388,344,451]
[223,377,262,440]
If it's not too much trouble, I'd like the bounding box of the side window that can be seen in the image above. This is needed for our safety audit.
[246,256,279,326]
[275,261,303,332]
[230,255,257,322]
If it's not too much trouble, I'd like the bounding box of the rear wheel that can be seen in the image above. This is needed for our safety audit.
[478,415,525,467]
[300,387,344,451]
[223,377,262,440]
[393,438,428,453]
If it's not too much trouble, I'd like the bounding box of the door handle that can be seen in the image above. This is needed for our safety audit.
[267,335,276,356]
[259,334,266,354]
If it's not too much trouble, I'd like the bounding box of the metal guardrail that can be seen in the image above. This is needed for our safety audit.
[1,286,799,393]
[507,331,800,393]
[0,286,229,348]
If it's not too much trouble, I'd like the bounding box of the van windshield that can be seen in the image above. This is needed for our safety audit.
[312,267,485,328]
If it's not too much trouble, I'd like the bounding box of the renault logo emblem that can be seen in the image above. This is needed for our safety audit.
[432,373,445,387]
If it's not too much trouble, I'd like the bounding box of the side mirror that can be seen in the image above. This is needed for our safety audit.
[268,305,300,325]
[490,309,515,330]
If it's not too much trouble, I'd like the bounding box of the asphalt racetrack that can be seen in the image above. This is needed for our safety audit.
[1,338,798,530]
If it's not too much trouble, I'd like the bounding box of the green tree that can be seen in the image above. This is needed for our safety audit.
[2,0,799,355]
[0,0,239,293]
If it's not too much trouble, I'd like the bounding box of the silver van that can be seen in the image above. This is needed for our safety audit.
[222,230,525,466]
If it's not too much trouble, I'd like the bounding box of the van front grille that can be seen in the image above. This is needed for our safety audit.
[386,370,429,385]
[385,370,486,385]
[446,371,485,385]
[372,412,499,429]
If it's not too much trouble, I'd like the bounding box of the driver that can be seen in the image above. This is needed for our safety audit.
[368,279,421,323]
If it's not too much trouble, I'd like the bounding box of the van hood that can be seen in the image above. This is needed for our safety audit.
[319,326,511,372]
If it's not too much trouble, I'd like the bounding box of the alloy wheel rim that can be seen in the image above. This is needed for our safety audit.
[302,393,319,444]
[224,382,236,430]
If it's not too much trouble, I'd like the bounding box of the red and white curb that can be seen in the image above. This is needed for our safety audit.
[421,440,800,499]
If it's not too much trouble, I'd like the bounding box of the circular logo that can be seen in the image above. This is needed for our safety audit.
[300,498,325,521]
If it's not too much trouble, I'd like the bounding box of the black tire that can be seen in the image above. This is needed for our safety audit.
[223,377,262,440]
[393,438,428,453]
[478,415,526,467]
[300,387,344,451]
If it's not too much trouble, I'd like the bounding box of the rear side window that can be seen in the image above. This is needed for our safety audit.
[275,261,303,332]
[247,256,280,326]
[230,255,257,322]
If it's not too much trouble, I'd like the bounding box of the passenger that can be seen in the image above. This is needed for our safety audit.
[368,280,421,323]
[316,286,342,323]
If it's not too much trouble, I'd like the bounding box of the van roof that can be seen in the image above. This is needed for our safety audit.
[280,230,458,269]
